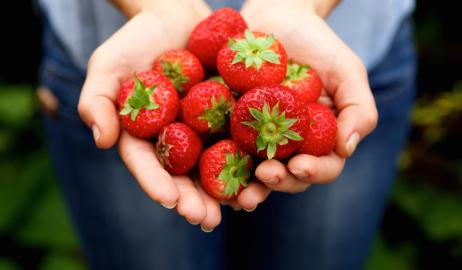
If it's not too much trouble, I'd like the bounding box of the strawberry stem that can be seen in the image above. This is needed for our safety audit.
[229,30,281,70]
[160,60,189,93]
[218,151,251,196]
[284,60,311,83]
[241,102,303,159]
[119,75,159,122]
[198,95,233,133]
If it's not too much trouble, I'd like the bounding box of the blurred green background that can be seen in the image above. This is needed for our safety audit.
[0,1,461,269]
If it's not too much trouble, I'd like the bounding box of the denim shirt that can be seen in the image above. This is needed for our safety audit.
[38,0,414,72]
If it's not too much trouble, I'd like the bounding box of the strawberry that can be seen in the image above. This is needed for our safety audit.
[188,8,247,70]
[207,76,229,89]
[217,30,288,94]
[230,85,308,160]
[282,60,323,104]
[180,80,235,134]
[199,139,253,201]
[155,122,203,175]
[153,49,204,95]
[118,70,179,138]
[299,103,337,156]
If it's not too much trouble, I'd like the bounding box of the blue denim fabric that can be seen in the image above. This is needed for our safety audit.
[40,16,416,270]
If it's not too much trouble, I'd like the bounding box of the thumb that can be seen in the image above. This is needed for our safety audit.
[333,75,378,158]
[78,67,121,149]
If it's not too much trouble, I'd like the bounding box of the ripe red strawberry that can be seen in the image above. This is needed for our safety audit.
[299,103,337,156]
[217,30,288,94]
[118,70,179,138]
[199,139,253,201]
[153,49,204,95]
[188,8,247,70]
[230,85,308,160]
[282,60,323,104]
[180,80,235,134]
[155,122,203,175]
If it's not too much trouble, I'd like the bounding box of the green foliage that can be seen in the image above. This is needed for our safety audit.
[412,84,462,143]
[0,82,84,269]
[393,178,462,243]
[39,251,86,270]
[0,258,20,270]
[366,237,416,270]
[0,84,36,129]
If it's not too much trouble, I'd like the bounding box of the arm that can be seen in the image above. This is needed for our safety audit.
[241,0,378,192]
[78,0,270,231]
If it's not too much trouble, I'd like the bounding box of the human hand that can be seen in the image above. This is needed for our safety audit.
[78,1,269,231]
[241,0,378,192]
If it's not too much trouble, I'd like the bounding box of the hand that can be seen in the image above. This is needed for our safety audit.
[241,0,378,192]
[78,2,269,231]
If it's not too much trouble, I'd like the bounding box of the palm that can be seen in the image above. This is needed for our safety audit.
[241,3,378,190]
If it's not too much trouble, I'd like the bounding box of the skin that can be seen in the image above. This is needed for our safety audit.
[78,0,377,231]
[78,0,270,233]
[241,0,378,192]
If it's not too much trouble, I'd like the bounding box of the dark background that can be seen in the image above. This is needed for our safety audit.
[0,1,461,269]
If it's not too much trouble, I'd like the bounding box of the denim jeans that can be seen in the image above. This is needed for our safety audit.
[40,17,416,270]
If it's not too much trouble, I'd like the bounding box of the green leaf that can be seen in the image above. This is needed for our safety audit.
[131,108,140,122]
[119,106,133,115]
[241,121,260,130]
[249,107,264,122]
[282,130,303,141]
[123,74,160,122]
[228,30,280,69]
[267,142,277,160]
[245,29,256,44]
[256,136,266,153]
[260,50,281,65]
[260,35,275,49]
[145,103,160,110]
[284,118,298,128]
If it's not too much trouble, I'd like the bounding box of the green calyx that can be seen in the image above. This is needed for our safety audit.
[160,60,189,93]
[284,60,311,84]
[241,102,303,159]
[218,151,251,196]
[198,95,233,133]
[229,30,281,70]
[119,75,159,122]
[208,76,229,88]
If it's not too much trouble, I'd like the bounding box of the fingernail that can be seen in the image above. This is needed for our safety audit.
[265,178,279,185]
[244,207,256,212]
[292,170,310,181]
[232,206,242,211]
[201,225,214,233]
[92,125,100,143]
[346,132,360,156]
[161,201,177,209]
[187,219,199,226]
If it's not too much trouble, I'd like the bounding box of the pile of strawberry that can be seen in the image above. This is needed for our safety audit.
[117,8,337,201]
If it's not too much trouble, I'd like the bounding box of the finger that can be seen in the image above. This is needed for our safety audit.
[118,131,179,208]
[255,159,311,193]
[195,181,222,232]
[287,153,345,184]
[236,181,271,212]
[173,175,207,225]
[318,89,335,110]
[78,60,121,149]
[333,76,378,158]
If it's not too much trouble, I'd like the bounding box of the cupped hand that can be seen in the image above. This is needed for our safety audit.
[241,0,378,192]
[78,3,269,232]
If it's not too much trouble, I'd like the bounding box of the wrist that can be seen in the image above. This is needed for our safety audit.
[110,0,210,19]
[244,0,340,18]
[312,0,341,18]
